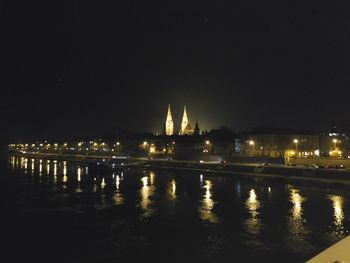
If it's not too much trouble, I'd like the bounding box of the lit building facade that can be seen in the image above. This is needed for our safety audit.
[239,129,320,157]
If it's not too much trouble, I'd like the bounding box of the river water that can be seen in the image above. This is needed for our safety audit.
[3,156,350,262]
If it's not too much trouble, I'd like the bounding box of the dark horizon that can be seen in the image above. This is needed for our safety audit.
[3,1,350,145]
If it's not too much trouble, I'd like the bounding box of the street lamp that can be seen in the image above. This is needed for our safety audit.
[249,140,255,156]
[205,140,211,153]
[293,139,298,156]
[333,138,338,148]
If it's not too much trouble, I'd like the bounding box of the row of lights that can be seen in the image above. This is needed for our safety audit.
[248,138,343,157]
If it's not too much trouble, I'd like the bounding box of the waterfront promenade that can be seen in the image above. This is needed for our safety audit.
[11,152,350,187]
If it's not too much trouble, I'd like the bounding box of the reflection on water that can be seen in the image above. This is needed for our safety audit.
[53,163,57,176]
[329,195,345,237]
[114,174,124,205]
[53,163,58,183]
[287,189,309,251]
[77,167,81,182]
[199,179,218,223]
[63,161,67,183]
[101,178,106,188]
[31,159,35,173]
[168,179,176,200]
[10,156,15,169]
[140,174,155,217]
[39,163,42,175]
[245,189,261,235]
[7,155,350,262]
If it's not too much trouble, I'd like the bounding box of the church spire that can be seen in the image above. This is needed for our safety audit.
[180,105,190,135]
[165,104,174,135]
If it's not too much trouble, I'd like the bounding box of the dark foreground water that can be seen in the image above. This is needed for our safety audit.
[3,156,350,262]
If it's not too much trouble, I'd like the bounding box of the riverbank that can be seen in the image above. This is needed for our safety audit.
[144,159,350,187]
[11,152,350,187]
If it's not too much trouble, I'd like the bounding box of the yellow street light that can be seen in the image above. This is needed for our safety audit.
[205,140,210,145]
[249,140,255,155]
[293,139,298,156]
[332,138,339,148]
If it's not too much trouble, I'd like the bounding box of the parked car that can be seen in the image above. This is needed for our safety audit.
[309,164,319,169]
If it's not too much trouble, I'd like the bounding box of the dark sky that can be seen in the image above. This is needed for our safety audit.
[2,0,350,144]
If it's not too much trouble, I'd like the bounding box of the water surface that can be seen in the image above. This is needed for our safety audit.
[4,156,350,262]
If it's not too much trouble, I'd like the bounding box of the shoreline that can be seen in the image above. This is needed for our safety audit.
[10,152,350,187]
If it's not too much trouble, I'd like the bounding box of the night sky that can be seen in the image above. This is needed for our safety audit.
[3,0,350,145]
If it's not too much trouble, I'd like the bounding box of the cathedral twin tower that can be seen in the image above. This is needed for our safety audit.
[165,105,199,136]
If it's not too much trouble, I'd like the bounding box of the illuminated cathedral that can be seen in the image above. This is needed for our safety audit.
[164,105,199,136]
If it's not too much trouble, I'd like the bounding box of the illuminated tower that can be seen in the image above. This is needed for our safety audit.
[165,104,174,135]
[180,106,193,135]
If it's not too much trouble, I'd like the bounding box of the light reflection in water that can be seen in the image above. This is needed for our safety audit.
[116,175,120,190]
[329,195,345,237]
[39,163,42,175]
[53,163,57,176]
[172,179,176,196]
[168,179,176,200]
[31,159,35,173]
[63,163,68,183]
[20,157,27,169]
[140,175,155,217]
[114,175,124,205]
[290,189,305,227]
[76,167,82,192]
[199,180,218,223]
[10,156,15,169]
[101,178,106,188]
[77,167,81,182]
[46,163,50,175]
[245,189,261,235]
[287,189,309,251]
[53,163,58,183]
[150,171,155,185]
[63,167,67,176]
